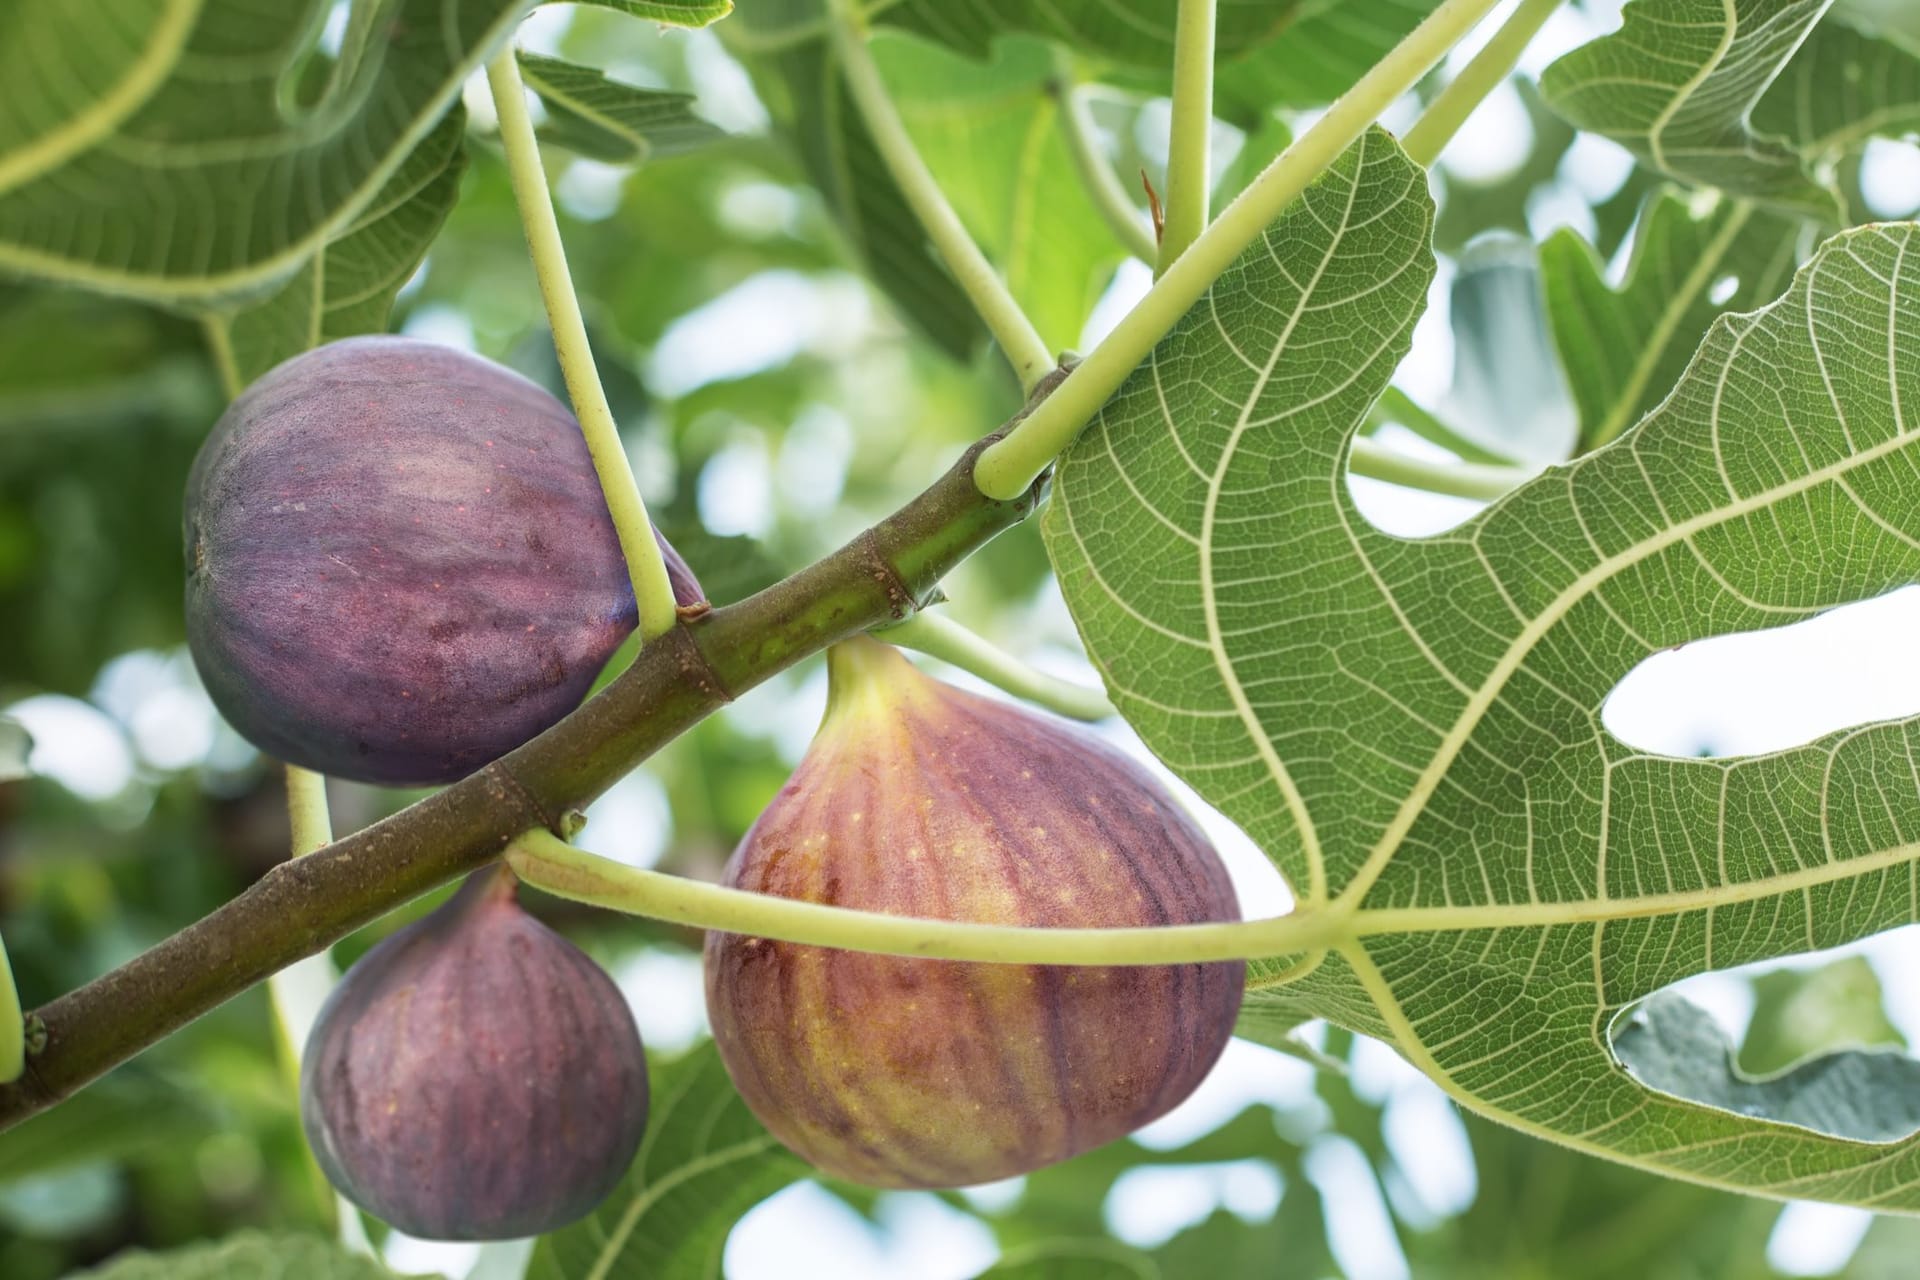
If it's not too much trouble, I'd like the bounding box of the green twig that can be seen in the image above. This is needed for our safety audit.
[0,942,21,1085]
[1051,68,1158,263]
[1368,386,1520,466]
[878,611,1116,721]
[1159,0,1217,275]
[826,0,1053,392]
[973,0,1508,499]
[509,830,1342,964]
[485,50,681,641]
[1348,436,1535,501]
[1402,0,1563,167]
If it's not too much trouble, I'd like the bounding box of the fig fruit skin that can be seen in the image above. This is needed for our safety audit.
[184,335,702,786]
[301,867,648,1241]
[704,637,1245,1189]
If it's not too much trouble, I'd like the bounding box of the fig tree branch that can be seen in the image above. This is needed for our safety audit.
[486,47,681,641]
[972,0,1510,500]
[0,379,1066,1134]
[1158,0,1216,275]
[825,0,1054,393]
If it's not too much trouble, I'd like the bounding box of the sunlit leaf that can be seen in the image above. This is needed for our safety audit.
[731,0,983,359]
[973,1240,1159,1279]
[1044,111,1920,1204]
[1540,0,1841,221]
[70,1232,406,1279]
[1740,955,1905,1076]
[519,52,724,165]
[526,1042,805,1279]
[1542,188,1803,452]
[877,0,1297,69]
[1215,0,1442,120]
[562,0,733,26]
[883,34,1129,352]
[0,0,530,307]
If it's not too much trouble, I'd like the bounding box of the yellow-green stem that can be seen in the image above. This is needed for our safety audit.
[1053,70,1158,263]
[1349,436,1536,500]
[485,49,680,641]
[878,611,1115,721]
[0,943,21,1084]
[1158,0,1217,275]
[1402,0,1563,167]
[973,0,1508,499]
[826,0,1053,392]
[509,830,1344,964]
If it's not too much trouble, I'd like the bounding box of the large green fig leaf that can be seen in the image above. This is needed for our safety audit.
[526,1042,804,1280]
[518,52,724,165]
[70,1233,406,1279]
[1540,0,1841,222]
[1542,189,1802,452]
[1044,119,1920,1206]
[0,0,527,307]
[875,0,1296,69]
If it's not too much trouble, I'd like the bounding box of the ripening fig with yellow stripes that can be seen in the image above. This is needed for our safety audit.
[703,635,1245,1188]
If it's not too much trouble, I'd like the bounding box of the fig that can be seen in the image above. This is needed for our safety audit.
[301,866,648,1240]
[184,335,702,786]
[704,637,1245,1188]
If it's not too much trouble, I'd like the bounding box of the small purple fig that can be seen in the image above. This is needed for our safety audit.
[185,335,702,785]
[704,637,1245,1189]
[301,867,648,1240]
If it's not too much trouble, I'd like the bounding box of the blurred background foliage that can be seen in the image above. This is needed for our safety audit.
[4,0,1920,1276]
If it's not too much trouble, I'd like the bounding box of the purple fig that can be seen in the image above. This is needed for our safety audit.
[184,335,702,785]
[301,867,648,1240]
[704,637,1245,1189]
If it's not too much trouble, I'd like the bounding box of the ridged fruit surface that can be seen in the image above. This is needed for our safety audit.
[185,335,701,785]
[704,637,1244,1188]
[301,867,648,1240]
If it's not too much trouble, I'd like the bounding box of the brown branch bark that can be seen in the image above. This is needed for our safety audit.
[0,373,1065,1131]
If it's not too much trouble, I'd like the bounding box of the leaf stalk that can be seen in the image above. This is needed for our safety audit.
[485,49,681,641]
[878,610,1116,721]
[1402,0,1563,167]
[972,0,1509,500]
[1158,0,1217,275]
[825,0,1054,392]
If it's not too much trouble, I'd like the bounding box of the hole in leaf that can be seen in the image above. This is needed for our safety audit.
[1610,929,1920,1142]
[1602,586,1920,758]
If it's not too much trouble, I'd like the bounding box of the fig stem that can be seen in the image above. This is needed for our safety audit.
[1157,0,1215,277]
[825,0,1055,395]
[1347,436,1537,501]
[484,48,682,642]
[0,936,21,1084]
[971,0,1510,500]
[507,829,1345,965]
[1401,0,1564,169]
[1048,66,1159,265]
[875,612,1116,722]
